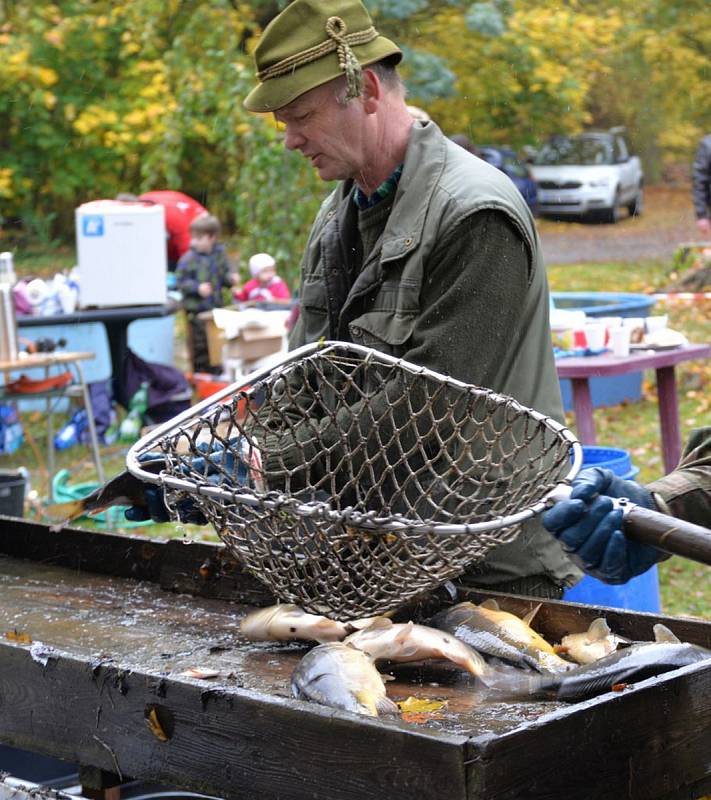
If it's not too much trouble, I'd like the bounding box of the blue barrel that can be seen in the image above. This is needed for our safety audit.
[562,446,661,613]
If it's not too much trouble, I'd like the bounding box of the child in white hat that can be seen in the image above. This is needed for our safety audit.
[234,252,291,305]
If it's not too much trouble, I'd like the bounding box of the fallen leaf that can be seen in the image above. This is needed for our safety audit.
[5,630,32,645]
[145,706,169,741]
[397,696,447,713]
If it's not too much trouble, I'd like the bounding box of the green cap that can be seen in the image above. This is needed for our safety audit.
[244,0,402,113]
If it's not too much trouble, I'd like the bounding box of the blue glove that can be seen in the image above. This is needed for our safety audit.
[124,438,257,524]
[542,467,661,584]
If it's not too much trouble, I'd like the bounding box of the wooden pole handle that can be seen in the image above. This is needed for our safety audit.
[622,503,711,566]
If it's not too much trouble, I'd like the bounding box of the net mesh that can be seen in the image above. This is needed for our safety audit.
[141,344,576,618]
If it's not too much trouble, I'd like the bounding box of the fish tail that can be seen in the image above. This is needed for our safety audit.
[44,500,88,523]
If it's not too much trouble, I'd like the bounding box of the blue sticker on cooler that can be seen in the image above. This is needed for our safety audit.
[82,215,104,237]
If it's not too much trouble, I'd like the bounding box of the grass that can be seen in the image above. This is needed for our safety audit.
[2,246,709,618]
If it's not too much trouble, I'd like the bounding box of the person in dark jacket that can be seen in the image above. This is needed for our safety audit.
[692,134,711,237]
[237,0,575,599]
[176,214,237,374]
[543,427,711,584]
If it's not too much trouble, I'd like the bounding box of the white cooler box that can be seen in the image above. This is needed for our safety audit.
[76,200,167,308]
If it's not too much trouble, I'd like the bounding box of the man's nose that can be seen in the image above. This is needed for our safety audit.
[284,125,305,151]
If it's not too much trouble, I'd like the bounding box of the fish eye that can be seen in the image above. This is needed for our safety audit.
[290,626,297,633]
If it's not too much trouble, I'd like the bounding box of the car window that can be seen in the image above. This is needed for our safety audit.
[534,137,613,166]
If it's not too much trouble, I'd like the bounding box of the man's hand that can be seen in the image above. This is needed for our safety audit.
[542,467,661,584]
[198,281,213,298]
[696,217,711,236]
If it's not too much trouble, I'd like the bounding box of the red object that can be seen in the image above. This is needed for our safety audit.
[190,372,230,401]
[138,191,208,265]
[573,329,587,349]
[5,371,72,394]
[234,277,292,303]
[555,343,711,474]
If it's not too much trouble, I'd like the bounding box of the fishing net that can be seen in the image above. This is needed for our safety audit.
[129,343,581,618]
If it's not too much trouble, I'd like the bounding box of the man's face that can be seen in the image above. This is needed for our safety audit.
[274,80,368,182]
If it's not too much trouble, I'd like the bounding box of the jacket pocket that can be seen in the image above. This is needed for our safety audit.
[299,279,330,343]
[348,310,417,351]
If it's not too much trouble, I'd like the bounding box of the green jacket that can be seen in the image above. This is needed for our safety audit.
[263,121,579,589]
[648,426,711,526]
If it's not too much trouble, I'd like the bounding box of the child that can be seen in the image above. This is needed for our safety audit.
[234,253,291,305]
[176,215,237,373]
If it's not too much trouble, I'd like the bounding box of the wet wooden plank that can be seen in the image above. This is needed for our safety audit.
[0,515,272,605]
[465,660,711,800]
[0,643,468,800]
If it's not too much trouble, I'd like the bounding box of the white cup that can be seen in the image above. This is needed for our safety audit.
[645,315,668,333]
[610,326,631,357]
[584,322,606,351]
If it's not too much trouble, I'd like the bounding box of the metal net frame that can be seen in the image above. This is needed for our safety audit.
[128,342,582,618]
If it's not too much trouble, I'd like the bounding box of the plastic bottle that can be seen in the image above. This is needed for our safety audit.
[54,409,88,450]
[119,382,149,443]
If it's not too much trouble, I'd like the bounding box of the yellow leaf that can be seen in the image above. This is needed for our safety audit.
[397,696,447,713]
[5,629,32,645]
[145,707,169,742]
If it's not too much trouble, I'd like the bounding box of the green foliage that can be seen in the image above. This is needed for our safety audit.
[0,0,325,273]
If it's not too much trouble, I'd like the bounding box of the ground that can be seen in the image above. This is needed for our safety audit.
[538,185,702,265]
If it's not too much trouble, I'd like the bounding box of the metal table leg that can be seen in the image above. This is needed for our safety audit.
[75,361,105,484]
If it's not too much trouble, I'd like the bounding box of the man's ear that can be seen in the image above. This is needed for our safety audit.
[361,69,382,114]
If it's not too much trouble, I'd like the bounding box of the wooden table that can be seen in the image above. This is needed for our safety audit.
[0,517,710,800]
[0,351,104,485]
[555,342,710,473]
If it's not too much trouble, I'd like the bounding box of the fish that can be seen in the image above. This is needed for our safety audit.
[430,599,574,673]
[555,618,631,665]
[344,617,490,678]
[44,458,166,526]
[239,604,379,644]
[490,625,706,701]
[496,640,711,702]
[291,642,399,716]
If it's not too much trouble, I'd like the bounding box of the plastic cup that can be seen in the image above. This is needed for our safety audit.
[584,322,605,351]
[645,315,668,333]
[610,326,631,357]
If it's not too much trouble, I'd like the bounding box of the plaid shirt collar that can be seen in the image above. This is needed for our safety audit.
[352,164,403,210]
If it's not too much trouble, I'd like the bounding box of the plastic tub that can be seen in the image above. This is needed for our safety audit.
[551,292,656,319]
[0,470,25,517]
[562,446,660,613]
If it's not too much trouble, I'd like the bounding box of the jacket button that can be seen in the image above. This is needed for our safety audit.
[404,237,413,246]
[326,211,335,218]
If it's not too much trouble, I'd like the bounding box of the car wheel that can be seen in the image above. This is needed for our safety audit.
[600,189,621,224]
[627,185,644,217]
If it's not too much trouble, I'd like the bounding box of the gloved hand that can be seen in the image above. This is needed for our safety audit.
[124,437,261,524]
[542,467,662,584]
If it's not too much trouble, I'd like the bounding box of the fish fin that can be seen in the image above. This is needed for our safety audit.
[394,621,414,644]
[553,644,569,654]
[653,623,681,644]
[479,598,500,611]
[522,603,542,626]
[380,673,396,682]
[586,618,612,642]
[375,696,400,715]
[347,615,381,631]
[44,499,90,523]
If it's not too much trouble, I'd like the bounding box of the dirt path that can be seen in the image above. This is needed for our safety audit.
[538,185,700,265]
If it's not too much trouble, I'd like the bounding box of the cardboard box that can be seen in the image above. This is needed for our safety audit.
[200,308,288,367]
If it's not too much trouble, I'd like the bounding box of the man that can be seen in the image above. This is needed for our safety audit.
[543,427,711,583]
[238,0,579,598]
[692,134,711,237]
